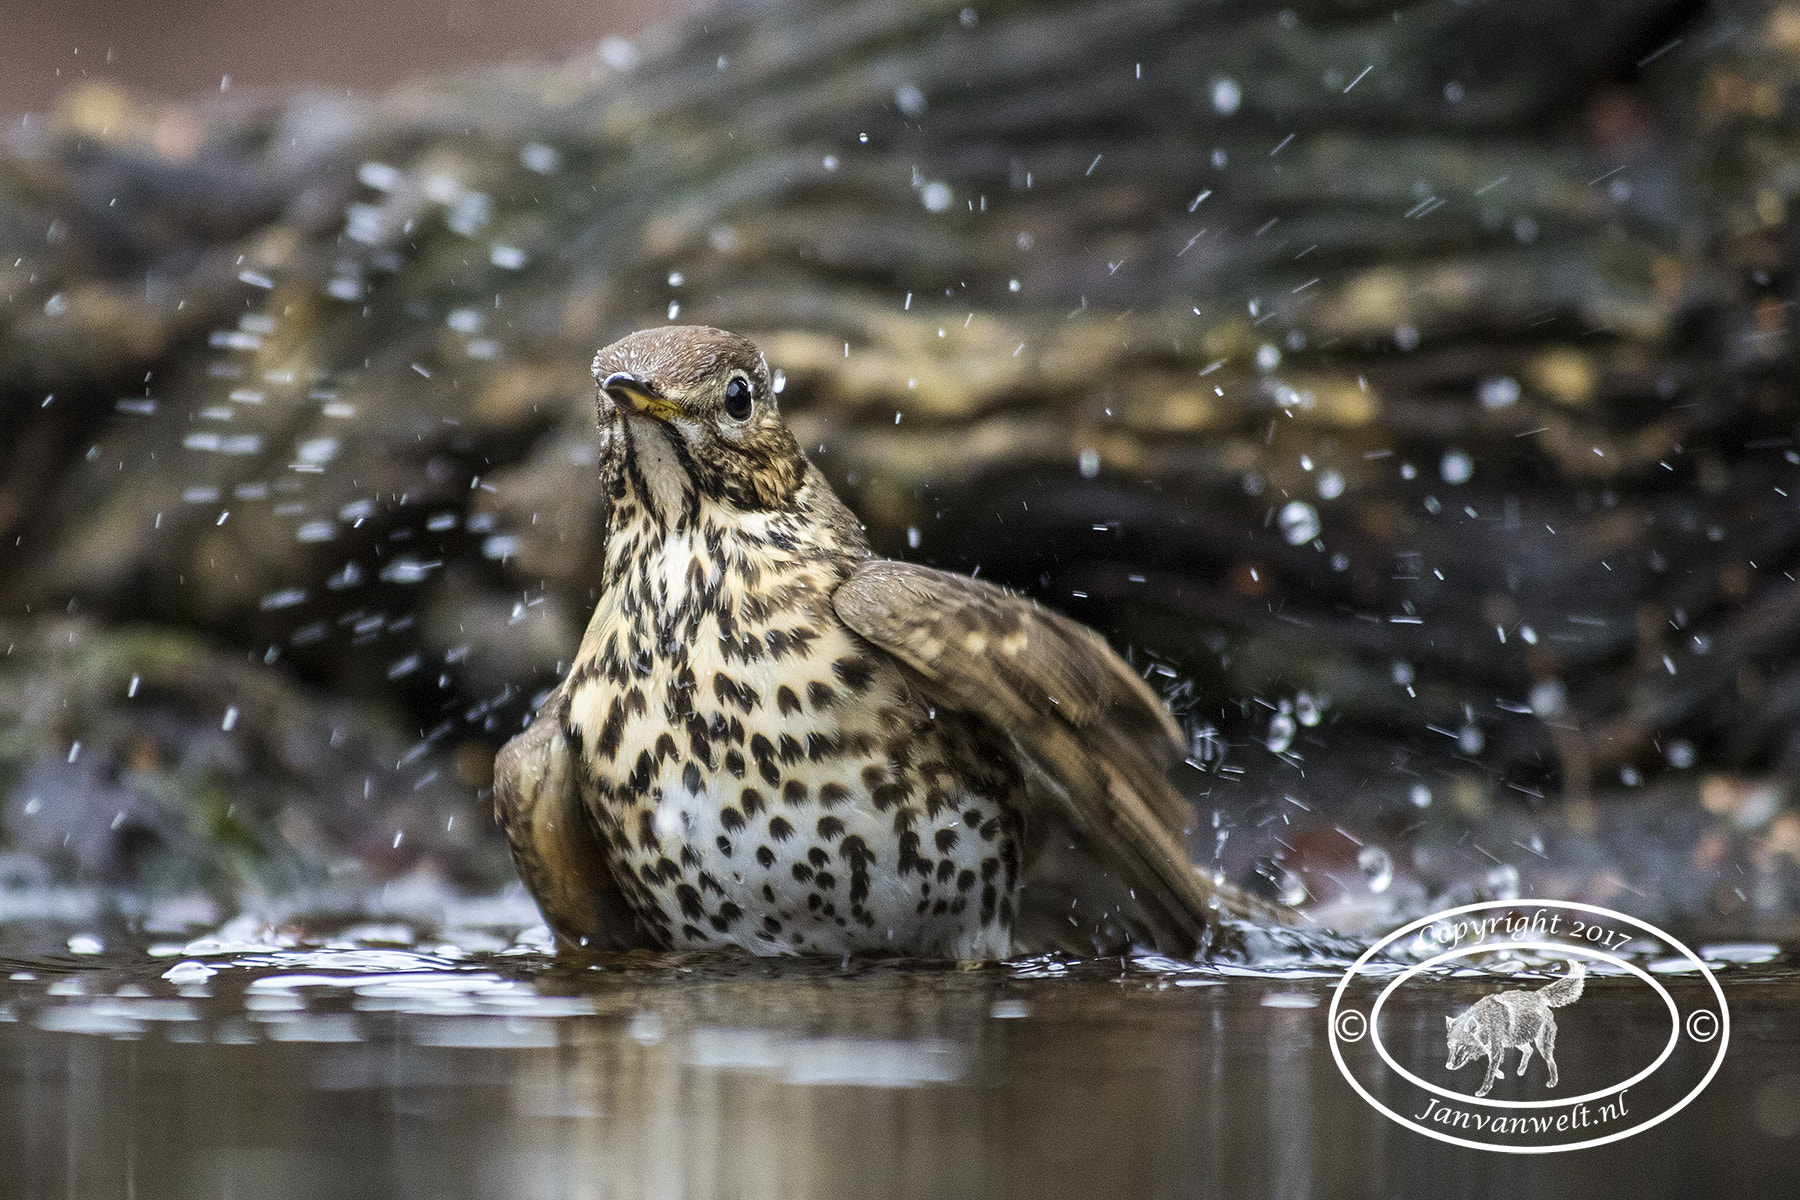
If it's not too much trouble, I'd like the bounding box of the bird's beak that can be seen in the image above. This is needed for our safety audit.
[601,372,682,421]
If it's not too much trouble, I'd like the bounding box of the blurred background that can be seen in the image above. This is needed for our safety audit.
[0,0,682,121]
[0,0,1796,945]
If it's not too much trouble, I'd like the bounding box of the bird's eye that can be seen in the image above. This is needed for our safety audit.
[723,376,754,421]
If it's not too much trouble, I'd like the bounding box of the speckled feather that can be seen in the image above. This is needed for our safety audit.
[494,326,1290,958]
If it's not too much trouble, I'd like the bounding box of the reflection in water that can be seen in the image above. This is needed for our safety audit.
[1267,1004,1313,1200]
[0,935,1796,1199]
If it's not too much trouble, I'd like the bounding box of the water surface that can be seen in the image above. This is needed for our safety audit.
[1,919,1795,1199]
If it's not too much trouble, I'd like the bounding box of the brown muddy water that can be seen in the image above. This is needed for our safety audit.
[0,915,1796,1200]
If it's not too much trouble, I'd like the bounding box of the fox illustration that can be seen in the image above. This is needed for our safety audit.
[1444,960,1586,1098]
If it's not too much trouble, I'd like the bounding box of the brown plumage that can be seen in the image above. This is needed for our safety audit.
[493,325,1295,958]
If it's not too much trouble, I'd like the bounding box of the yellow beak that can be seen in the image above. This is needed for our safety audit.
[601,372,682,421]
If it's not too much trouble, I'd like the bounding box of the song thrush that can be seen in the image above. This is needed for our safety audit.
[494,326,1293,958]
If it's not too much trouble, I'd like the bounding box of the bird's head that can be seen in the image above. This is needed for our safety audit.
[592,326,806,519]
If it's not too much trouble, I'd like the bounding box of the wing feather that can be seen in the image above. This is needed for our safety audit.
[835,559,1294,951]
[493,684,648,951]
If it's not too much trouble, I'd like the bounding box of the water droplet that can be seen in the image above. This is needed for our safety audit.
[1391,661,1414,686]
[1266,704,1296,754]
[1277,501,1320,545]
[380,557,438,585]
[1294,692,1321,726]
[1457,725,1484,755]
[1317,470,1345,500]
[296,437,339,466]
[895,84,927,118]
[162,960,217,984]
[1077,448,1100,478]
[1440,449,1473,484]
[519,142,562,174]
[445,191,491,236]
[1211,78,1241,115]
[597,37,640,70]
[358,162,400,191]
[1528,680,1566,718]
[1485,863,1520,901]
[1357,846,1393,893]
[1277,867,1307,906]
[1256,343,1281,370]
[1409,784,1433,808]
[1666,740,1696,769]
[1479,376,1520,408]
[920,182,953,212]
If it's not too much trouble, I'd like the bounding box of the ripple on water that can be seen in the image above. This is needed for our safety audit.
[2,900,1794,1065]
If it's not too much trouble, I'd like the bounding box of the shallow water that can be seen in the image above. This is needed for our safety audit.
[1,920,1796,1200]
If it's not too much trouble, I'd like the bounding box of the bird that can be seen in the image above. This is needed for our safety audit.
[493,325,1295,959]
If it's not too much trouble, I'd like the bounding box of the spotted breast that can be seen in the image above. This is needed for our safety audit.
[493,326,1293,958]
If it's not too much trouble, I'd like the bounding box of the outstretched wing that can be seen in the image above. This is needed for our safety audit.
[834,559,1294,953]
[493,683,649,951]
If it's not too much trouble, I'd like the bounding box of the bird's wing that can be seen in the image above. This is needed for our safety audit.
[493,683,649,951]
[834,559,1295,953]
